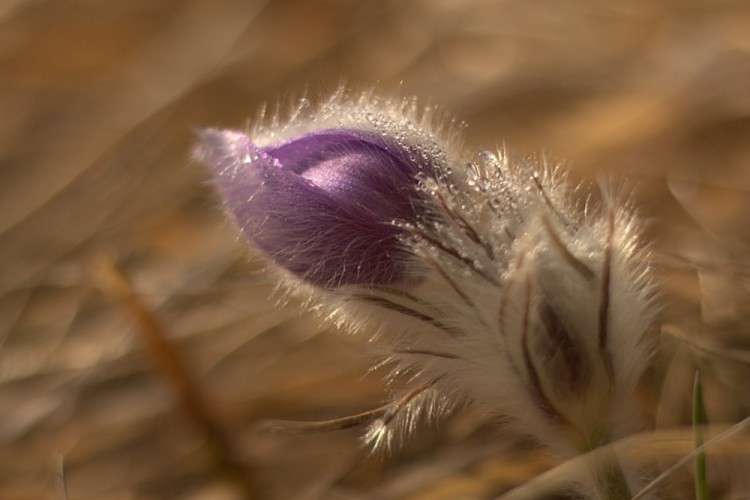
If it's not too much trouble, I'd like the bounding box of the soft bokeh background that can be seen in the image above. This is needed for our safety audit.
[2,1,750,498]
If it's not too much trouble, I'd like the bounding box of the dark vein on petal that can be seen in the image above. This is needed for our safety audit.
[434,190,495,260]
[392,349,460,360]
[413,229,499,285]
[351,294,461,337]
[426,256,478,314]
[598,208,615,380]
[539,301,588,393]
[531,171,571,227]
[520,275,567,426]
[542,216,595,281]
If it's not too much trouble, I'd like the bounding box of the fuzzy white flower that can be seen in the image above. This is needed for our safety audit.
[196,89,659,497]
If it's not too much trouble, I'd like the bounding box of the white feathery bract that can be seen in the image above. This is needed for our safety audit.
[210,90,660,494]
[326,143,658,456]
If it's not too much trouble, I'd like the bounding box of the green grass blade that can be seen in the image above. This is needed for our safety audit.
[693,370,709,500]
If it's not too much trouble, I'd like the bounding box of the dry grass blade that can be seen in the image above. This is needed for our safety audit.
[498,420,750,500]
[93,256,257,499]
[631,417,750,500]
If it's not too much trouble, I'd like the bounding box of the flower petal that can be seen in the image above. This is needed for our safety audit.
[196,129,420,287]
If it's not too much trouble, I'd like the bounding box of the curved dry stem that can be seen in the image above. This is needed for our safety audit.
[254,406,387,434]
[498,419,750,500]
[632,416,750,499]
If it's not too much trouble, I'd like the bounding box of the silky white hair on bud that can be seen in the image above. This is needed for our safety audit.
[208,90,660,497]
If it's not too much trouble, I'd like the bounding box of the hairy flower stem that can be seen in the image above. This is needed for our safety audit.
[593,449,632,500]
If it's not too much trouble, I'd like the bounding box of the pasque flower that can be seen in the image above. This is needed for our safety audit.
[196,91,659,498]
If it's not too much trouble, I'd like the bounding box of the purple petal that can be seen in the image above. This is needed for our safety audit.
[196,129,424,287]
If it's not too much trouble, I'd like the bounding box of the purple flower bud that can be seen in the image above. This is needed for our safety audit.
[196,128,431,288]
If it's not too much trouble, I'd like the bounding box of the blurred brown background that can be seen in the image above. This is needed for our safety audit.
[2,1,750,498]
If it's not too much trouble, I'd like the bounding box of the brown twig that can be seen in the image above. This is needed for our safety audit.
[94,256,257,499]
